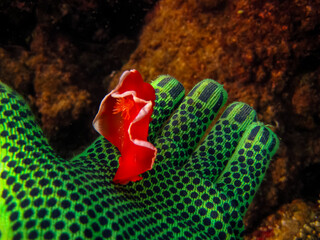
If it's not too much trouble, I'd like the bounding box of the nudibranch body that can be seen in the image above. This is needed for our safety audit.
[93,70,157,184]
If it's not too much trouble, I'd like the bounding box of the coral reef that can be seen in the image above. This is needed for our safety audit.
[0,0,157,157]
[247,198,320,239]
[295,197,320,240]
[1,0,320,236]
[112,0,320,233]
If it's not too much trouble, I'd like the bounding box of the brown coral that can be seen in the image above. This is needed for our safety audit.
[112,0,320,233]
[1,0,320,235]
[247,199,320,240]
[0,0,156,156]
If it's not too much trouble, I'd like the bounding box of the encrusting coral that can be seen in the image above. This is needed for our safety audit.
[247,198,320,239]
[111,0,320,232]
[0,0,157,157]
[1,0,320,236]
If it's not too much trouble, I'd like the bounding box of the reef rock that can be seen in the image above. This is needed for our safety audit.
[0,0,157,157]
[111,0,320,233]
[247,198,320,240]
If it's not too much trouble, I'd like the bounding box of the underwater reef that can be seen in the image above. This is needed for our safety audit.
[1,0,320,238]
[0,0,157,157]
[113,0,320,238]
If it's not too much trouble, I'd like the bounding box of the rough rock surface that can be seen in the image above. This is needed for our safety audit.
[247,198,320,239]
[0,0,157,157]
[1,0,320,236]
[111,0,320,234]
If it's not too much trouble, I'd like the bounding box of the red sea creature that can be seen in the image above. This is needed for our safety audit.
[93,69,157,184]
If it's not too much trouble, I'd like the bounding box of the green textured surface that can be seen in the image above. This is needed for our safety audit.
[0,75,279,240]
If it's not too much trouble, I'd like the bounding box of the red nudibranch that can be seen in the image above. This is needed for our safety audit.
[93,69,157,185]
